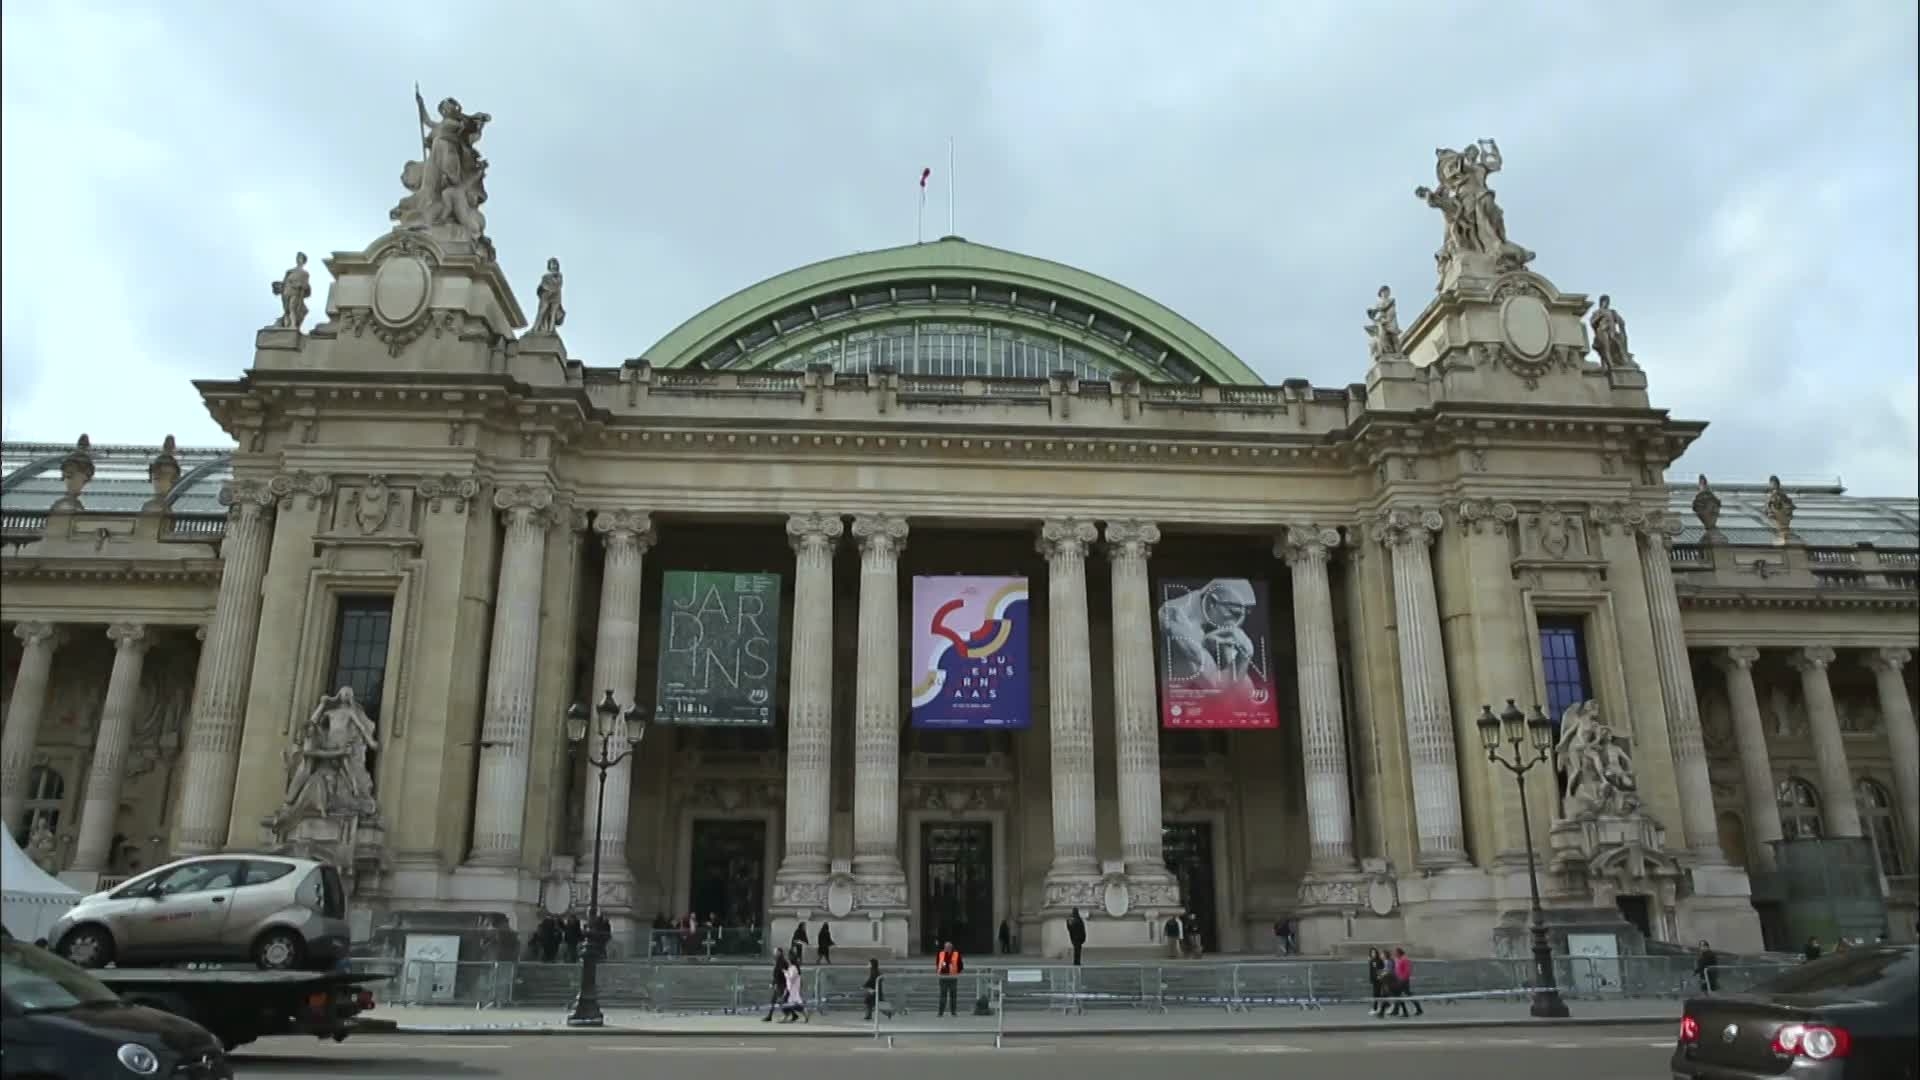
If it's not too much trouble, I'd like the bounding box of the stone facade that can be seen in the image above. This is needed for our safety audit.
[2,126,1916,959]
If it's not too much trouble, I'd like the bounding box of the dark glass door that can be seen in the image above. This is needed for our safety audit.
[690,820,767,931]
[920,822,993,955]
[1163,821,1218,948]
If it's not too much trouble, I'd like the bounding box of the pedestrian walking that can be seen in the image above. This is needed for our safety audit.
[779,960,809,1023]
[1164,915,1183,960]
[1066,907,1087,966]
[862,958,894,1021]
[1367,948,1389,1016]
[1388,947,1422,1017]
[998,919,1013,955]
[1694,940,1719,993]
[562,914,583,963]
[817,922,834,965]
[762,948,790,1022]
[790,920,809,965]
[935,941,964,1016]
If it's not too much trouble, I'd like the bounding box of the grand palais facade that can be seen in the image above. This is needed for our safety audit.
[1,119,1915,962]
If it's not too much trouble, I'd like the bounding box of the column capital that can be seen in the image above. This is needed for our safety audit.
[593,509,657,551]
[1368,507,1443,548]
[12,621,63,650]
[218,478,276,511]
[1451,498,1519,535]
[1790,645,1837,673]
[1866,647,1913,675]
[106,622,148,652]
[786,510,845,554]
[1276,524,1342,564]
[852,513,909,556]
[1103,519,1160,560]
[1037,517,1098,561]
[1718,645,1761,671]
[493,483,555,525]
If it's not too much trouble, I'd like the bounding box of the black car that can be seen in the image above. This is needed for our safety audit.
[0,935,231,1080]
[1671,943,1917,1079]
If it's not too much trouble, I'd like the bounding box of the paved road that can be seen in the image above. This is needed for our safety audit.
[235,1025,1679,1078]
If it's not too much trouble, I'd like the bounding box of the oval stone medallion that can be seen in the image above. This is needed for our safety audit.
[1499,294,1553,360]
[372,254,432,327]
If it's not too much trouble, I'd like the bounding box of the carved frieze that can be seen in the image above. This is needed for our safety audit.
[906,782,1008,816]
[680,779,783,812]
[1161,780,1231,815]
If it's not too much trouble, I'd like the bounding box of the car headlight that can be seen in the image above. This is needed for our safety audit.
[116,1042,160,1075]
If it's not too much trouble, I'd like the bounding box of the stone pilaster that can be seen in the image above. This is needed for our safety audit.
[0,622,63,833]
[1717,647,1784,870]
[1039,517,1100,889]
[1791,646,1861,838]
[1865,648,1918,867]
[579,510,655,878]
[851,513,909,901]
[1280,525,1357,870]
[174,480,276,854]
[1105,519,1174,891]
[71,623,150,872]
[468,484,555,865]
[1370,508,1466,866]
[1634,517,1724,860]
[776,511,842,888]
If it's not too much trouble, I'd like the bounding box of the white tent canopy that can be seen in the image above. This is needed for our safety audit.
[2,827,79,943]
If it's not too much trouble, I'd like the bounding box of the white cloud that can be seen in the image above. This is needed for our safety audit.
[1,1,1913,494]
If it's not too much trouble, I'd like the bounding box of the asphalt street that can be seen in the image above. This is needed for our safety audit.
[233,1024,1679,1079]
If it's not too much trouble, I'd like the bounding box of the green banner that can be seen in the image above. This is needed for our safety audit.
[655,570,783,725]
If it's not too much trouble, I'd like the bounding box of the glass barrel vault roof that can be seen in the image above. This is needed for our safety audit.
[1,441,233,519]
[1664,482,1918,549]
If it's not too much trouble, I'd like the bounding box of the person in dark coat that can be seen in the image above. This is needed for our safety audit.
[1695,940,1719,993]
[1066,908,1087,966]
[1367,947,1390,1016]
[998,919,1013,955]
[562,915,583,963]
[816,922,834,965]
[762,948,790,1022]
[790,921,809,965]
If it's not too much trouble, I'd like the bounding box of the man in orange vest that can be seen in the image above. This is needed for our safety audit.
[935,941,963,1016]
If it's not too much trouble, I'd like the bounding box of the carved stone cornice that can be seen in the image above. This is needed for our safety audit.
[492,484,555,527]
[851,513,909,555]
[1368,507,1443,548]
[417,473,482,514]
[1276,525,1341,565]
[1103,519,1160,561]
[593,509,656,552]
[1676,588,1919,613]
[268,471,331,511]
[786,510,844,554]
[1037,517,1099,560]
[1452,498,1518,535]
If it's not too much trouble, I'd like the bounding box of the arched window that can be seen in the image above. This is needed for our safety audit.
[1777,777,1823,840]
[20,764,65,839]
[1857,778,1906,877]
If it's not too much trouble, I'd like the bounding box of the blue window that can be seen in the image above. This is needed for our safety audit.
[1537,616,1593,725]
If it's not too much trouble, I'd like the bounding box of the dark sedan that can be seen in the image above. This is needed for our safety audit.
[0,935,231,1080]
[1671,943,1916,1079]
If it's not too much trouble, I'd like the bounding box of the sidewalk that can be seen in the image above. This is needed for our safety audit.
[365,998,1676,1038]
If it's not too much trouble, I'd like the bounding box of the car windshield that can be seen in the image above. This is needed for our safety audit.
[0,938,121,1012]
[1756,947,1918,1002]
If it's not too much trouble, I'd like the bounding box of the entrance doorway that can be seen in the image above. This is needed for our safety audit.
[1163,822,1218,949]
[689,820,767,932]
[920,822,993,955]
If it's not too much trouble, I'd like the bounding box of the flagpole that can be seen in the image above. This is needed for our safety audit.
[917,184,924,245]
[947,137,956,236]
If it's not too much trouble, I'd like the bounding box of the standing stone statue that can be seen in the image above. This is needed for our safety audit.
[390,84,493,246]
[531,257,566,334]
[1691,475,1723,536]
[1763,476,1797,540]
[272,687,379,836]
[271,253,311,330]
[1365,285,1403,360]
[1414,139,1534,273]
[1590,294,1636,369]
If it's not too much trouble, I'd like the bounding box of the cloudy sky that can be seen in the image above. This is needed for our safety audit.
[3,2,1914,494]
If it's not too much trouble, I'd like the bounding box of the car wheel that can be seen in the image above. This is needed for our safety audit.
[56,925,115,968]
[252,928,306,970]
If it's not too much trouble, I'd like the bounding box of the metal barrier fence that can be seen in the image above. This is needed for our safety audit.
[870,973,1006,1047]
[375,954,1802,1012]
[645,928,767,959]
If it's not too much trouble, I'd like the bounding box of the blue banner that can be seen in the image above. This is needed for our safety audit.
[908,575,1031,729]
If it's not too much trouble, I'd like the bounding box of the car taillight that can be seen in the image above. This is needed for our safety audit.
[1678,1015,1700,1044]
[356,990,375,1009]
[1772,1022,1851,1061]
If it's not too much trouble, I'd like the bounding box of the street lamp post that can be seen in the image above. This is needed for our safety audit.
[564,689,648,1028]
[1475,699,1570,1019]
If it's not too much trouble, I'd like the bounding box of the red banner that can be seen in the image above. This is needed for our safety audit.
[1155,578,1280,729]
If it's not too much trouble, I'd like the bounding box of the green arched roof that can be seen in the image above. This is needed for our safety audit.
[639,237,1263,385]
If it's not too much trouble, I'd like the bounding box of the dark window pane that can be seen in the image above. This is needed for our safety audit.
[328,596,394,729]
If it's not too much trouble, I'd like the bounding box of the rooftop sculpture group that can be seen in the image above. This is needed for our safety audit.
[390,84,494,256]
[1415,138,1536,276]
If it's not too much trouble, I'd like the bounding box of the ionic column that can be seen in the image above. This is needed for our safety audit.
[1791,646,1861,837]
[578,510,655,873]
[777,511,842,878]
[468,485,555,864]
[1717,646,1784,869]
[1104,520,1172,882]
[1865,648,1918,866]
[851,513,908,890]
[1039,518,1100,883]
[174,481,276,854]
[71,624,151,873]
[1280,525,1357,870]
[1370,508,1465,865]
[1635,520,1724,859]
[0,622,63,833]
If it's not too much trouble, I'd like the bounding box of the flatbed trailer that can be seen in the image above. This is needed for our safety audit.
[94,966,388,1050]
